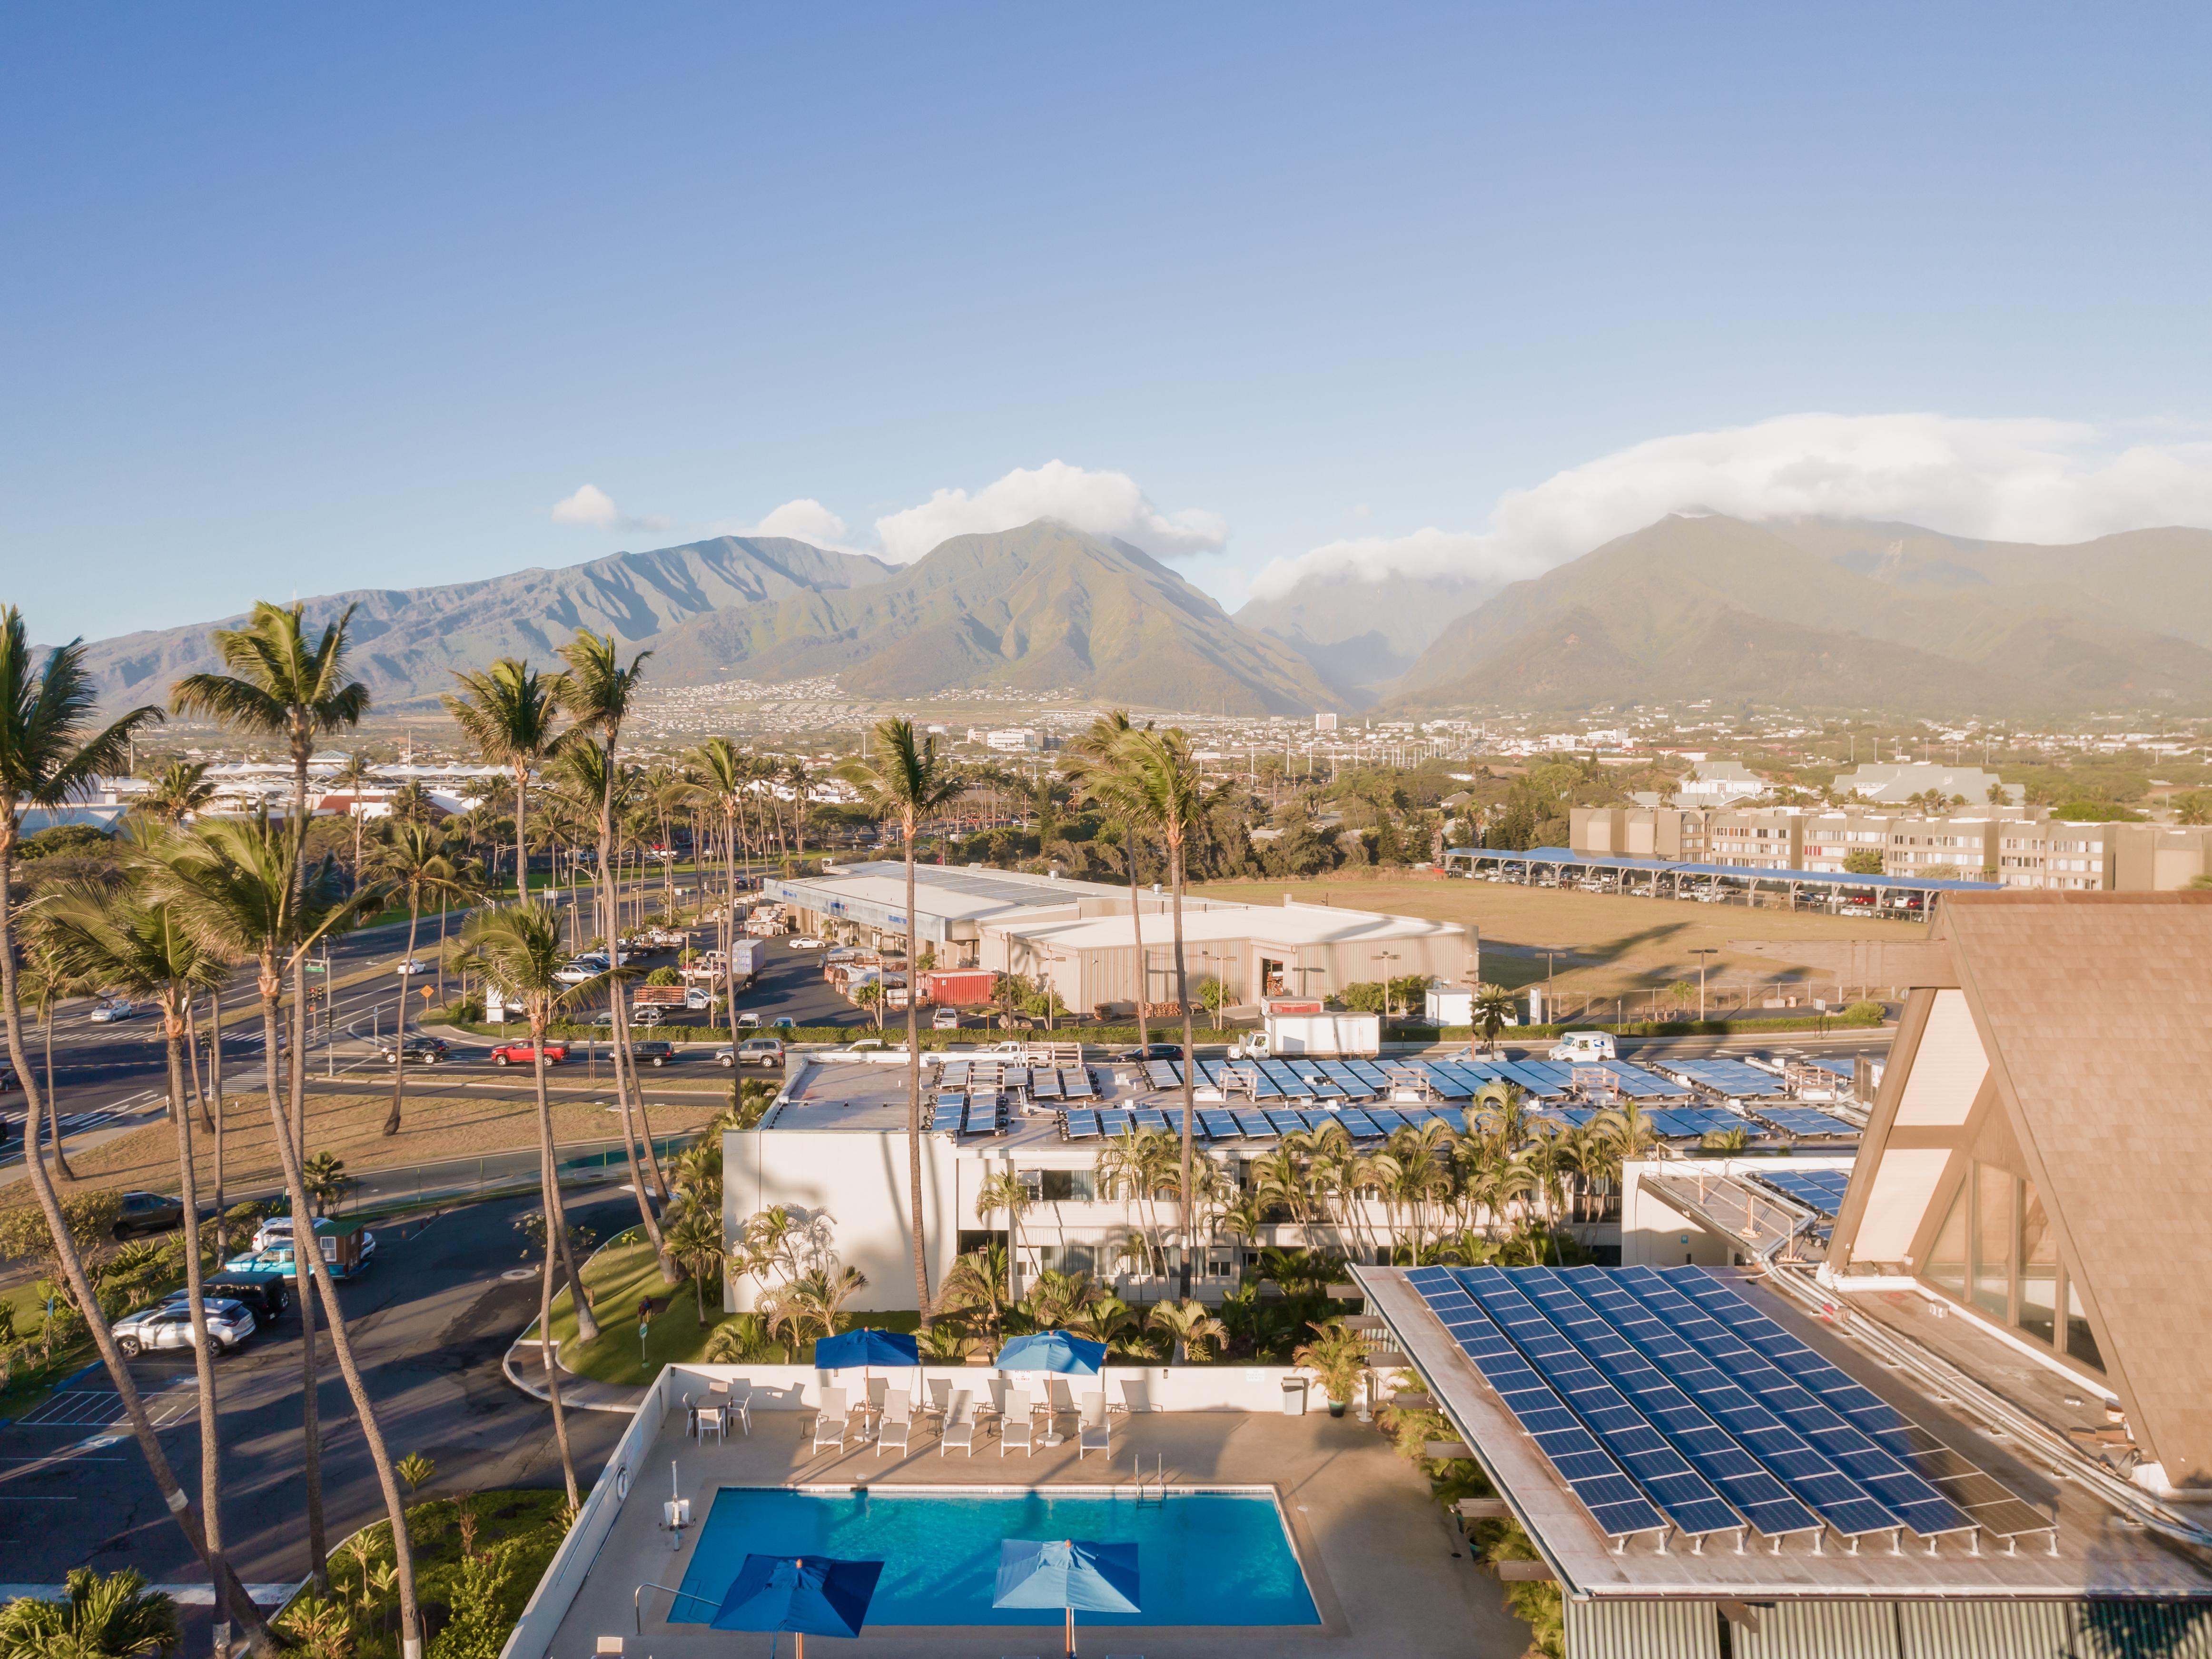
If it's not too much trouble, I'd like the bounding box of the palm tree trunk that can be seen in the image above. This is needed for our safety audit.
[533,1004,598,1342]
[515,765,531,904]
[0,845,272,1652]
[385,902,420,1135]
[166,1010,233,1655]
[1171,830,1195,1301]
[608,987,672,1276]
[186,998,214,1133]
[724,805,739,1049]
[264,982,328,1592]
[1122,835,1151,1048]
[259,1019,425,1659]
[532,1046,582,1506]
[210,986,225,1224]
[905,816,931,1329]
[40,1002,76,1181]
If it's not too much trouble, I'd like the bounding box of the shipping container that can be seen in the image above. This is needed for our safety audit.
[921,968,998,1007]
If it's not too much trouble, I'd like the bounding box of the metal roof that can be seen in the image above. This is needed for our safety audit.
[1448,847,2002,894]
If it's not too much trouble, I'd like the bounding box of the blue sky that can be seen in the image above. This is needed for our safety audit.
[8,4,2212,641]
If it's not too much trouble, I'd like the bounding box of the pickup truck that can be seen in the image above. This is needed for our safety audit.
[489,1040,568,1066]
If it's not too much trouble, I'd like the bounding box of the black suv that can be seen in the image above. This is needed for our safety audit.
[112,1191,185,1239]
[1116,1043,1186,1063]
[378,1035,450,1065]
[631,1039,677,1068]
[168,1274,289,1324]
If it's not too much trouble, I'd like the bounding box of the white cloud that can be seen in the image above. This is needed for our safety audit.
[550,484,669,534]
[1249,412,2212,596]
[745,498,851,545]
[872,460,1229,564]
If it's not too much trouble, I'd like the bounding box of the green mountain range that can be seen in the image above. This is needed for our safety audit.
[1234,569,1498,699]
[1385,514,2212,716]
[73,520,1333,717]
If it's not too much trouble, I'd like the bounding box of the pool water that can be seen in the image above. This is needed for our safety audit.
[673,1487,1320,1628]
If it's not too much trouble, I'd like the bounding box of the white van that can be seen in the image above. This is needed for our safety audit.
[1548,1030,1617,1063]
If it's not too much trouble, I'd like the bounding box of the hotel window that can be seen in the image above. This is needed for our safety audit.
[1922,1162,2101,1373]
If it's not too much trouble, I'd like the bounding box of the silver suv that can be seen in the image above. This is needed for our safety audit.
[115,1297,257,1357]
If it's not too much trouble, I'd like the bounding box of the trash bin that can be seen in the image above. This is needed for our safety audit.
[1282,1378,1307,1417]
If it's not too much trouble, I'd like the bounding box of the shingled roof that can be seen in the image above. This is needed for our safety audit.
[1831,891,2212,1490]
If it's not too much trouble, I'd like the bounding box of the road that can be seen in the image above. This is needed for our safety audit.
[0,1188,641,1608]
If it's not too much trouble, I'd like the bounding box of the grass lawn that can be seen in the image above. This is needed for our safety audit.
[1191,873,1926,1002]
[538,1233,920,1384]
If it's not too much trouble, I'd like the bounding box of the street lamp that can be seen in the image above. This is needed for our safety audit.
[1690,948,1719,1021]
[1375,949,1402,1021]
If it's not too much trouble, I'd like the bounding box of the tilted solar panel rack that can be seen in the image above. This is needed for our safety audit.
[1748,1106,1861,1140]
[1142,1060,1178,1090]
[1601,1061,1691,1098]
[1220,1064,1263,1097]
[961,1093,1009,1136]
[928,1091,965,1130]
[1384,1064,1435,1099]
[1061,1067,1097,1100]
[1029,1071,1064,1101]
[1059,1109,1105,1140]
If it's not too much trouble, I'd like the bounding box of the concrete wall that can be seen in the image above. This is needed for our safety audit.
[662,1360,1315,1414]
[724,1125,962,1314]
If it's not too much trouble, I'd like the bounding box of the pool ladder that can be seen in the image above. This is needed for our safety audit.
[1133,1453,1168,1506]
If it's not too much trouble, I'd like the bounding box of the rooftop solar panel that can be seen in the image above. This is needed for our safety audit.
[930,1091,964,1128]
[1061,1110,1104,1140]
[1132,1109,1172,1135]
[1457,1267,1747,1539]
[1751,1108,1860,1140]
[1365,1108,1414,1136]
[1197,1108,1242,1140]
[1262,1108,1306,1136]
[1750,1169,1855,1217]
[1509,1270,1826,1540]
[1403,1267,1669,1541]
[1672,1060,1781,1098]
[1029,1073,1062,1101]
[1062,1067,1096,1100]
[1623,1270,1970,1534]
[1644,1107,1752,1140]
[1336,1108,1386,1139]
[1143,1060,1177,1090]
[1602,1061,1691,1098]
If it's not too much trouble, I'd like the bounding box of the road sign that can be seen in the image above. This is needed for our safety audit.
[306,961,328,974]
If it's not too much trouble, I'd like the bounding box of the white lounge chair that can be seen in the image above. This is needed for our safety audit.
[878,1392,914,1457]
[927,1377,954,1419]
[1000,1395,1036,1458]
[1077,1392,1111,1461]
[812,1386,851,1454]
[940,1398,978,1457]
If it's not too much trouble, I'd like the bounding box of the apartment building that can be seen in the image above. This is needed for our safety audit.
[1571,805,2212,892]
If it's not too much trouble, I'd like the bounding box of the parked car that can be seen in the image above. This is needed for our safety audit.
[718,1038,785,1068]
[228,1217,378,1279]
[932,1007,961,1030]
[489,1040,568,1066]
[394,958,433,976]
[632,1006,666,1028]
[554,959,604,985]
[788,937,825,950]
[89,997,140,1024]
[736,1011,761,1028]
[115,1297,257,1358]
[112,1190,186,1239]
[631,1039,677,1068]
[376,1035,449,1065]
[1115,1042,1185,1062]
[167,1274,288,1324]
[770,1016,796,1030]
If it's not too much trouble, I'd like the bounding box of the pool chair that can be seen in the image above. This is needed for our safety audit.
[725,1387,752,1437]
[1077,1392,1112,1461]
[812,1386,852,1454]
[940,1398,979,1457]
[926,1376,954,1419]
[999,1394,1037,1458]
[696,1405,727,1446]
[877,1391,915,1456]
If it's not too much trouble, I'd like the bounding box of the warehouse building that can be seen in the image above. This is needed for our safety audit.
[763,861,1476,1017]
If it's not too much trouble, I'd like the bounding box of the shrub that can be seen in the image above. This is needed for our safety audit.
[1841,1000,1886,1024]
[644,966,681,987]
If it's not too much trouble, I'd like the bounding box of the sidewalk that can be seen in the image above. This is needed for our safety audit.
[502,1335,649,1412]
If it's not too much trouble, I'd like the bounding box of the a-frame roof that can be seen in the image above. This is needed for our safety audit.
[1832,891,2212,1489]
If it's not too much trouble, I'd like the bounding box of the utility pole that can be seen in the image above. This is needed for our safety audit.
[1690,948,1719,1021]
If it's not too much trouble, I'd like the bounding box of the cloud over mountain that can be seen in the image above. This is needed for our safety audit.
[1248,412,2212,597]
[872,460,1229,563]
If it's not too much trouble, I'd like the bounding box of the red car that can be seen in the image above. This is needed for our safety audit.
[488,1040,568,1067]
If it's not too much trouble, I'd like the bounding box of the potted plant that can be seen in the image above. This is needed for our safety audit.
[1293,1323,1370,1420]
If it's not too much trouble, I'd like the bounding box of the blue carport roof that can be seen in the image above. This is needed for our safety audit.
[1449,846,2001,894]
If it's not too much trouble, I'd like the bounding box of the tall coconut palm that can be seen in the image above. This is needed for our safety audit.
[552,633,669,1226]
[1060,711,1152,1047]
[974,1170,1032,1305]
[169,599,369,1168]
[148,811,402,1610]
[40,871,236,1646]
[137,760,217,829]
[325,751,377,879]
[835,719,965,1328]
[453,902,590,1500]
[684,738,750,1034]
[367,820,464,1136]
[0,611,266,1641]
[442,658,562,905]
[783,758,812,867]
[1119,726,1220,1298]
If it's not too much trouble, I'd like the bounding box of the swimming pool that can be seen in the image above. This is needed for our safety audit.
[672,1486,1320,1628]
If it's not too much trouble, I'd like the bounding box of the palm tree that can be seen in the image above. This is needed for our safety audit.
[939,1244,1014,1342]
[451,903,593,1501]
[762,1264,867,1354]
[1471,983,1517,1054]
[169,599,369,1171]
[151,810,407,1611]
[552,633,672,1217]
[442,658,563,905]
[41,867,240,1637]
[974,1170,1032,1306]
[1147,1297,1228,1363]
[1120,726,1219,1298]
[325,751,378,879]
[367,820,463,1135]
[0,1566,182,1659]
[835,718,964,1327]
[0,613,251,1625]
[685,738,750,1037]
[13,930,88,1181]
[1060,711,1151,1047]
[663,1203,727,1325]
[137,760,217,830]
[783,758,813,867]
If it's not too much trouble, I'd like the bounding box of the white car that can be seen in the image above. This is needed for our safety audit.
[115,1297,257,1357]
[553,959,604,985]
[395,958,433,976]
[932,1008,961,1030]
[788,937,826,950]
[89,998,139,1024]
[1549,1030,1617,1063]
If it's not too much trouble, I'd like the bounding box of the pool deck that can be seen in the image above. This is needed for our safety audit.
[552,1406,1531,1658]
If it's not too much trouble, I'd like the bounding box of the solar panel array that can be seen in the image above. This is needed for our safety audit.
[1660,1059,1785,1098]
[1138,1054,1768,1116]
[1748,1106,1861,1139]
[1404,1265,1982,1548]
[1748,1168,1853,1218]
[1638,1106,1756,1140]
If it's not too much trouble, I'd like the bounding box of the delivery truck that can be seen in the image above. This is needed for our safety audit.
[1228,999,1382,1059]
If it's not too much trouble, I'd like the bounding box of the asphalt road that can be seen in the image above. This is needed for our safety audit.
[0,1187,642,1596]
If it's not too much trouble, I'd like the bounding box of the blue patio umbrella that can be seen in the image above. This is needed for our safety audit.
[994,1538,1140,1657]
[995,1331,1106,1376]
[812,1327,920,1371]
[713,1553,885,1659]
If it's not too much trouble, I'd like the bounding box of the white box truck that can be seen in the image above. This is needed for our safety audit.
[1229,1000,1382,1059]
